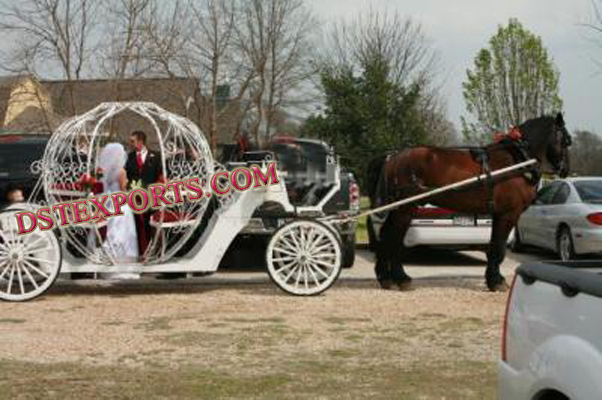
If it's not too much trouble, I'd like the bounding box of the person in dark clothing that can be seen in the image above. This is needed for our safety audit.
[125,131,163,259]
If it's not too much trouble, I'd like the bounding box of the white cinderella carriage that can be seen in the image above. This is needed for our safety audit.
[0,102,343,301]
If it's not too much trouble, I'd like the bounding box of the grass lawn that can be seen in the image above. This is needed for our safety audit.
[355,196,370,244]
[0,358,496,399]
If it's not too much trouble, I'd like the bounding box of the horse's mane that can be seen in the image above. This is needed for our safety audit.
[518,115,556,151]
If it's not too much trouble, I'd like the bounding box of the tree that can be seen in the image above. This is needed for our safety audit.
[304,10,448,186]
[582,0,602,70]
[569,130,602,176]
[0,0,100,114]
[462,18,562,144]
[187,0,238,153]
[99,0,155,79]
[237,0,316,145]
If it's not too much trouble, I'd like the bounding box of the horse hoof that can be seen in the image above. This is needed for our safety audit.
[397,280,413,291]
[487,280,509,292]
[379,280,394,290]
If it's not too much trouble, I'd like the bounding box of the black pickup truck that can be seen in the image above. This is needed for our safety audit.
[0,134,48,208]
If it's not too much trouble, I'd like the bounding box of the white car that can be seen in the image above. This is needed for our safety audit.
[512,177,602,260]
[499,260,602,399]
[368,205,492,250]
[404,205,491,249]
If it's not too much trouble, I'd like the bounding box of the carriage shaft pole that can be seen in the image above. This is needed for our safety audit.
[323,159,538,223]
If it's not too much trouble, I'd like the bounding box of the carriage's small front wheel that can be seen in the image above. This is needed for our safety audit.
[266,220,342,296]
[0,210,62,302]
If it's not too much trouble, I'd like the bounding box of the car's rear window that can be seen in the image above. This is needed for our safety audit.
[272,142,329,173]
[574,180,602,204]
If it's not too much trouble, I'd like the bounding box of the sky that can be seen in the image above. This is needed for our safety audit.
[308,0,602,134]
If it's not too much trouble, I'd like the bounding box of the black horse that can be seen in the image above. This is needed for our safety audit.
[366,113,572,291]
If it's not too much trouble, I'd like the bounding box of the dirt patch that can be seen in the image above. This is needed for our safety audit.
[0,277,506,399]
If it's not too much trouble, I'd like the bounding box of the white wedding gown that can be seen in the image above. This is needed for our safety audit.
[97,143,139,279]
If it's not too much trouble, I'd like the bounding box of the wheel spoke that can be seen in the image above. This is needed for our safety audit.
[311,253,336,259]
[0,260,12,281]
[24,256,55,266]
[4,226,22,247]
[299,227,306,251]
[294,265,302,289]
[312,259,336,269]
[311,242,335,254]
[25,246,55,255]
[16,264,25,294]
[288,228,301,250]
[278,236,298,253]
[0,230,12,249]
[272,256,296,263]
[22,235,48,252]
[307,264,321,286]
[21,263,39,289]
[6,264,15,294]
[307,232,325,253]
[303,266,309,290]
[310,263,330,279]
[0,239,10,251]
[22,260,50,279]
[306,227,315,248]
[274,260,297,275]
[283,265,300,282]
[273,247,297,257]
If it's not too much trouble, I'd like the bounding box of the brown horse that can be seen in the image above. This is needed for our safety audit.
[366,113,572,292]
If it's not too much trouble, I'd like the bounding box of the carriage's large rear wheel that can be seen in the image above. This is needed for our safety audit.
[266,220,341,296]
[0,210,61,302]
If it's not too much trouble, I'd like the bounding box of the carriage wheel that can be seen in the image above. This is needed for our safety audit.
[266,220,342,296]
[0,210,61,302]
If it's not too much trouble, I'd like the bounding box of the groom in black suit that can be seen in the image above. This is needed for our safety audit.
[125,131,162,257]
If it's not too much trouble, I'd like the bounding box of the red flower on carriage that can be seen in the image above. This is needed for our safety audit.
[77,168,104,193]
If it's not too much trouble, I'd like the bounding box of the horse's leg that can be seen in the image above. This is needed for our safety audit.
[387,209,413,290]
[485,212,519,292]
[374,214,393,289]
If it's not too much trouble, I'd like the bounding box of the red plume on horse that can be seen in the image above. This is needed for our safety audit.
[366,113,572,292]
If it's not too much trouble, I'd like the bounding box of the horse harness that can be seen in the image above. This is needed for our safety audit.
[376,130,540,218]
[470,127,541,214]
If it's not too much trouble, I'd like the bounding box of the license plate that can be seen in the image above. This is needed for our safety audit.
[453,216,475,226]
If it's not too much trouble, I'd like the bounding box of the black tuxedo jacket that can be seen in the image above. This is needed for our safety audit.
[125,150,162,187]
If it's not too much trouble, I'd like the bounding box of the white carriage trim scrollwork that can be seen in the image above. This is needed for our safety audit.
[41,102,215,266]
[0,101,346,302]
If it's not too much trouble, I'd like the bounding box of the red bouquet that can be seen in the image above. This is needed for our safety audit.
[77,168,104,193]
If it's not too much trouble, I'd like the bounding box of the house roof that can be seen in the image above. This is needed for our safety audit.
[0,75,48,129]
[41,77,199,117]
[0,75,242,145]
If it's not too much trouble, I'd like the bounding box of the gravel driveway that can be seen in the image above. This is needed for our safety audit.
[0,249,545,399]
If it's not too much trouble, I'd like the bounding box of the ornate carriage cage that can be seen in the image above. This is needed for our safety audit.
[0,102,343,301]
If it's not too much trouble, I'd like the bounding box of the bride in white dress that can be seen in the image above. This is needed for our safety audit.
[98,143,139,279]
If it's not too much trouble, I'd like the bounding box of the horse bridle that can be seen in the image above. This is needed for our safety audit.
[552,122,572,177]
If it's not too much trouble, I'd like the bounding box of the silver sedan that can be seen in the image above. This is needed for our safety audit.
[512,177,602,260]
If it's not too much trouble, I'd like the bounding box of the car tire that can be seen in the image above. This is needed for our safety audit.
[557,226,575,261]
[510,228,525,253]
[341,234,356,269]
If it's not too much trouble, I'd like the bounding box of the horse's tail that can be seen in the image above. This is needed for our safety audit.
[365,155,390,251]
